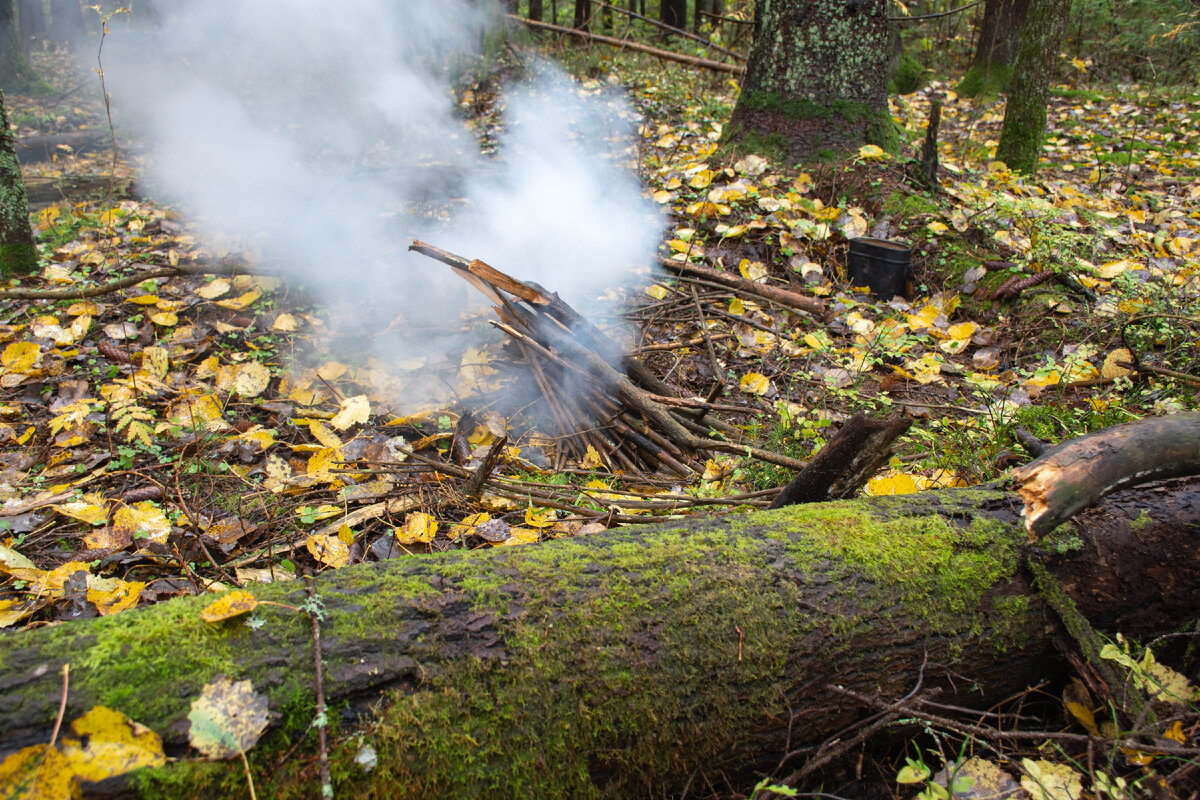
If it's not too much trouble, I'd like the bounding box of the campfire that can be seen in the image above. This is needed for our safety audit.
[409,240,808,478]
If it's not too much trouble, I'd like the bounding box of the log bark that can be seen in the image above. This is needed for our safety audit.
[2,482,1199,798]
[1014,412,1200,539]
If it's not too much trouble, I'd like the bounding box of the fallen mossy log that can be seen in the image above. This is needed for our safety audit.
[2,482,1199,797]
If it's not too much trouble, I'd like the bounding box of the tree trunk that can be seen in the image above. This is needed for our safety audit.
[573,0,591,29]
[47,0,84,43]
[994,0,1070,174]
[18,0,45,49]
[0,0,37,92]
[723,0,894,163]
[529,0,543,21]
[0,91,36,277]
[959,0,1031,96]
[695,0,710,32]
[659,0,685,31]
[3,483,1199,797]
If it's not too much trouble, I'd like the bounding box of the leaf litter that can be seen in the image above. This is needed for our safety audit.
[0,39,1196,639]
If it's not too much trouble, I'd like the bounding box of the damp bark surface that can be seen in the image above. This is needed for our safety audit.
[1,482,1198,798]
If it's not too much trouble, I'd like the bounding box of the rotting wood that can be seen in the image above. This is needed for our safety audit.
[2,482,1198,797]
[1013,411,1200,539]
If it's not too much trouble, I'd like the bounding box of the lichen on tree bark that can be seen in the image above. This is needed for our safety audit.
[724,0,894,162]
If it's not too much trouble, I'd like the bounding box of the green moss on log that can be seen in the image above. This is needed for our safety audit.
[7,491,1045,799]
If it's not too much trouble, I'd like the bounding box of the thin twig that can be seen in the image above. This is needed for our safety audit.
[48,663,70,747]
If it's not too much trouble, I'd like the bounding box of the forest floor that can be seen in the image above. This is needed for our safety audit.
[1,32,1199,798]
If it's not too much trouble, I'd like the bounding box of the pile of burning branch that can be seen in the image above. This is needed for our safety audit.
[409,240,808,477]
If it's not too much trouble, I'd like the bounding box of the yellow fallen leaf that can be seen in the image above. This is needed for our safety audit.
[524,506,557,529]
[739,371,771,396]
[1101,348,1134,378]
[306,533,349,568]
[87,577,145,616]
[494,527,540,546]
[1,341,39,373]
[214,290,261,310]
[59,705,166,783]
[0,744,78,799]
[195,278,231,299]
[865,472,925,496]
[331,394,370,431]
[857,144,886,161]
[645,284,668,300]
[395,511,438,545]
[201,590,259,623]
[738,259,768,282]
[233,362,272,398]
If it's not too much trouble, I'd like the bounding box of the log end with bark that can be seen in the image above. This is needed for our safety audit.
[1013,411,1200,539]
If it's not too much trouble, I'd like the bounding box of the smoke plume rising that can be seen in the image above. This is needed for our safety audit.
[105,0,661,404]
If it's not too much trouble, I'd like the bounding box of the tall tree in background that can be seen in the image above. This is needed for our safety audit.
[995,0,1071,173]
[0,91,37,277]
[660,0,686,30]
[18,0,46,54]
[723,0,893,163]
[48,0,86,43]
[959,0,1031,96]
[0,0,37,91]
[573,0,590,30]
[528,0,543,21]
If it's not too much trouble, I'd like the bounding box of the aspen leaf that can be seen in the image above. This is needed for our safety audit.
[233,362,271,398]
[195,278,231,299]
[0,744,79,799]
[494,527,540,546]
[1,341,39,373]
[865,472,925,495]
[738,259,768,282]
[857,144,885,161]
[524,506,556,529]
[1101,348,1134,378]
[449,512,490,541]
[645,284,668,300]
[1020,759,1082,800]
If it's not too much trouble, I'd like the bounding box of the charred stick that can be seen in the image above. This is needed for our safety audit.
[462,436,508,499]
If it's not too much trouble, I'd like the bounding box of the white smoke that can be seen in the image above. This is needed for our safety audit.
[104,1,661,390]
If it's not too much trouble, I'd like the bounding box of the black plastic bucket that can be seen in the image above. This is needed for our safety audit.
[848,238,911,299]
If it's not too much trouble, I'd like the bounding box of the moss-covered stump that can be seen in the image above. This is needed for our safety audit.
[3,483,1199,799]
